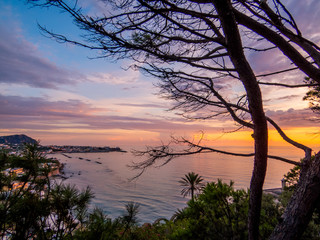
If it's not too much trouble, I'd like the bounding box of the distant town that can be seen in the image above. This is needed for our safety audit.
[0,134,126,154]
[0,134,128,194]
[43,145,126,153]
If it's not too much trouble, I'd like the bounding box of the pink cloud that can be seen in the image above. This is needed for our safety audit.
[266,108,319,128]
[0,94,223,133]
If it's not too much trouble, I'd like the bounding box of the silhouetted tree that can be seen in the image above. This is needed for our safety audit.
[179,172,204,201]
[0,143,50,239]
[28,0,320,238]
[0,144,94,239]
[120,202,140,239]
[304,77,320,115]
[47,183,93,239]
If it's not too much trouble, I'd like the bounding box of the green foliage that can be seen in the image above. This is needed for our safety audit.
[47,184,93,239]
[283,155,317,190]
[74,208,122,240]
[166,180,282,240]
[0,143,94,240]
[283,164,300,190]
[74,203,155,240]
[0,149,8,168]
[172,180,249,239]
[121,202,140,227]
[259,194,281,238]
[119,202,140,239]
[132,223,167,240]
[303,77,320,114]
[0,143,50,239]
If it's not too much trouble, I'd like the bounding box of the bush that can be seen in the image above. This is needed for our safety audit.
[169,180,282,240]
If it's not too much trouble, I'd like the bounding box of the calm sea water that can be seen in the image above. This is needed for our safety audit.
[50,145,305,223]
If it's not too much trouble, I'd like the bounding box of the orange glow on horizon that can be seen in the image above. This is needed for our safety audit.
[1,126,318,151]
[194,126,319,150]
[268,127,319,148]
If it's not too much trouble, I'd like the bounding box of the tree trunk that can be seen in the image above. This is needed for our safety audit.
[270,152,320,240]
[213,1,268,239]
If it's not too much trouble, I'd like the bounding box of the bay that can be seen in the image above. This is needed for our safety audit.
[50,145,304,223]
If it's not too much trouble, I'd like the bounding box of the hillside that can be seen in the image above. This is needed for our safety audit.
[0,134,37,145]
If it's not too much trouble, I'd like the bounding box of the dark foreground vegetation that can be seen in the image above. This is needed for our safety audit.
[1,144,320,239]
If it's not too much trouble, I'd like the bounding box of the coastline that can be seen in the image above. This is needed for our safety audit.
[45,145,127,154]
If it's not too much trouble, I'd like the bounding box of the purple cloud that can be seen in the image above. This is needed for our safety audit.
[0,94,222,132]
[0,23,84,89]
[115,103,167,108]
[266,108,318,128]
[0,94,107,118]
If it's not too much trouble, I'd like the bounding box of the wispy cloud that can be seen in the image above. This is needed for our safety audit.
[0,94,221,133]
[87,70,140,85]
[266,108,318,128]
[0,94,107,118]
[0,18,84,89]
[115,103,167,108]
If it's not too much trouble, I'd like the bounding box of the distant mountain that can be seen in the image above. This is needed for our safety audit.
[0,134,37,145]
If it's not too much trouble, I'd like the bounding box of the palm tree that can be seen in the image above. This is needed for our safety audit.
[179,172,205,201]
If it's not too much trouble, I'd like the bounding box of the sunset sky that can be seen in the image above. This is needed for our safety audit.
[0,0,319,151]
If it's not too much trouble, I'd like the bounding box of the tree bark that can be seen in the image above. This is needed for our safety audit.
[270,152,320,240]
[213,1,268,239]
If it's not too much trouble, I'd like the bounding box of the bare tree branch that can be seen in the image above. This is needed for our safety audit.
[130,134,301,176]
